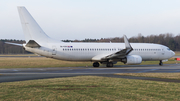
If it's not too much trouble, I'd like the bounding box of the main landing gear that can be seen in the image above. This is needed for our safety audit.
[93,62,100,67]
[106,62,113,67]
[159,60,163,66]
[93,62,114,67]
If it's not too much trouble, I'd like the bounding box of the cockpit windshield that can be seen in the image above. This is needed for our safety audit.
[167,48,171,51]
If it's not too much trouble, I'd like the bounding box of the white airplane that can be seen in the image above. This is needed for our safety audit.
[6,6,175,67]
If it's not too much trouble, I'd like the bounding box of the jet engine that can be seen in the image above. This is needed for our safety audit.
[121,55,142,65]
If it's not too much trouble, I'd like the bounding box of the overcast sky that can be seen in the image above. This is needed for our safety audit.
[1,0,180,40]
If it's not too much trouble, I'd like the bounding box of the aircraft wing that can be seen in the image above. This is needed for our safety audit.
[104,35,133,59]
[92,35,133,61]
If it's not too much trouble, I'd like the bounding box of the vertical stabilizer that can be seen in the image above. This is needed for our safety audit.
[17,6,51,44]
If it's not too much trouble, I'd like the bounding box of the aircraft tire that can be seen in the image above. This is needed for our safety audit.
[159,60,163,66]
[106,62,113,67]
[93,62,100,67]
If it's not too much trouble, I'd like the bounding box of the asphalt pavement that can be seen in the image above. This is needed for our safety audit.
[1,63,180,83]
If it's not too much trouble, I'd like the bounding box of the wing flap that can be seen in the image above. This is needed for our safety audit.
[92,53,111,61]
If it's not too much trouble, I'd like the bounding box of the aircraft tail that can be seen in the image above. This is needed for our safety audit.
[17,6,57,45]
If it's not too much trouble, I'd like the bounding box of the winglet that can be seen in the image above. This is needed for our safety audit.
[124,35,133,54]
[124,35,132,49]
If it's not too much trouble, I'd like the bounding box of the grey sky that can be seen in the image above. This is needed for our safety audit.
[1,0,180,40]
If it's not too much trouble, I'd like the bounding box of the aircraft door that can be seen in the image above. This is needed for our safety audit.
[161,46,165,58]
[52,46,57,55]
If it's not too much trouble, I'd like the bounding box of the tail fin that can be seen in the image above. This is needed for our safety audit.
[17,6,52,44]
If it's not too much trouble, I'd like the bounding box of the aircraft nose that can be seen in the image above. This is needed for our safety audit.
[171,51,175,57]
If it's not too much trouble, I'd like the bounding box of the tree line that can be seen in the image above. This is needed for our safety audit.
[0,33,180,54]
[63,33,179,51]
[0,39,28,54]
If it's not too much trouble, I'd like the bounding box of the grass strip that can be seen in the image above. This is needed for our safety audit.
[0,57,92,68]
[175,51,180,56]
[0,76,180,100]
[0,54,37,56]
[0,57,179,68]
[115,73,180,80]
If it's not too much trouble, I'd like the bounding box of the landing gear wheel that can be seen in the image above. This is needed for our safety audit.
[159,60,163,66]
[93,62,100,67]
[106,62,113,67]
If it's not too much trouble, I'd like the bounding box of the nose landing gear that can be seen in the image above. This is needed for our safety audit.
[159,60,163,66]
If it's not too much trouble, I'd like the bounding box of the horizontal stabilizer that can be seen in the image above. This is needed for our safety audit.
[25,40,41,48]
[5,42,23,46]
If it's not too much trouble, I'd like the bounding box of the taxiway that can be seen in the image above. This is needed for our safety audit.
[0,64,180,83]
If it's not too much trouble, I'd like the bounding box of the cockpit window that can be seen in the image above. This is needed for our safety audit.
[167,48,170,51]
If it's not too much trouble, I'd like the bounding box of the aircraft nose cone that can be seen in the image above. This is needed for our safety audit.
[171,51,175,57]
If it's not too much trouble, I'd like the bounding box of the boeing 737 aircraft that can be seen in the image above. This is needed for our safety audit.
[6,6,175,67]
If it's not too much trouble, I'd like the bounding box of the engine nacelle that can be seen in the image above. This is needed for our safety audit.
[122,55,142,65]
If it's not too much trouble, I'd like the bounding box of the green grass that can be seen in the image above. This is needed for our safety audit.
[175,51,180,56]
[0,54,37,56]
[0,76,180,101]
[0,57,92,68]
[116,73,180,80]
